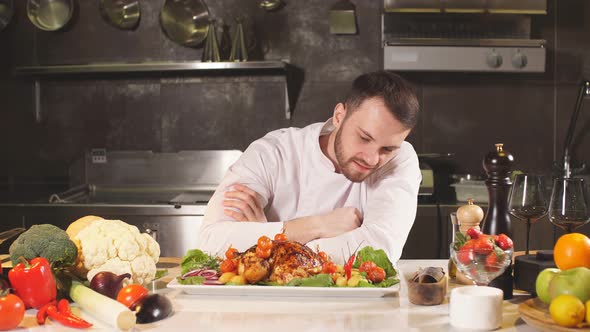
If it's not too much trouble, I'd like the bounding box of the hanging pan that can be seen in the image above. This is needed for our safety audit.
[99,0,140,30]
[160,0,209,47]
[27,0,74,31]
[0,0,14,32]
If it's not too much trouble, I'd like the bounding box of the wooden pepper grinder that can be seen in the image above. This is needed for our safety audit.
[482,143,514,299]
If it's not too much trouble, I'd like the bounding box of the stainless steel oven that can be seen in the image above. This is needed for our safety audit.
[0,150,241,257]
[382,0,547,72]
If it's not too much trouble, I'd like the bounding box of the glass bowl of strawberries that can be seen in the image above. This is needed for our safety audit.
[450,228,514,286]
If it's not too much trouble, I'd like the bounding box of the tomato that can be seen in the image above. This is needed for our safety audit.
[366,267,386,284]
[225,246,238,260]
[257,236,273,250]
[220,259,237,273]
[117,284,149,310]
[317,251,329,263]
[255,246,271,259]
[322,261,337,274]
[274,233,287,242]
[0,293,25,330]
[358,261,377,273]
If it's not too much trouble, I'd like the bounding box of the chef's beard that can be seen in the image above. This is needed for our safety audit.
[334,127,375,183]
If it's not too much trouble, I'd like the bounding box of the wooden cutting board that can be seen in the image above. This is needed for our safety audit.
[519,298,590,332]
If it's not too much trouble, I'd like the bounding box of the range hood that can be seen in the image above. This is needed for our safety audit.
[384,0,546,14]
[382,1,547,72]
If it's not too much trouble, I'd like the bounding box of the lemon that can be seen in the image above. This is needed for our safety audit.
[586,300,590,323]
[549,294,585,327]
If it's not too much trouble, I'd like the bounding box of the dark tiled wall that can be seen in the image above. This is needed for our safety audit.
[0,0,589,187]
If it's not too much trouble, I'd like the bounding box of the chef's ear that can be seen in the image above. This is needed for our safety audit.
[333,103,346,128]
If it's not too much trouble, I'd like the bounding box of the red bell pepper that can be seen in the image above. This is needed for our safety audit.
[8,257,57,309]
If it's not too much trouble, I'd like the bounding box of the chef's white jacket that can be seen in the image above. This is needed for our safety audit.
[197,119,421,264]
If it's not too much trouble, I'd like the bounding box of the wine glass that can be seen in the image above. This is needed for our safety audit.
[508,174,548,255]
[548,177,590,233]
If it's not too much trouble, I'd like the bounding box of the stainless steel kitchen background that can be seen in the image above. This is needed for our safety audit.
[0,0,589,256]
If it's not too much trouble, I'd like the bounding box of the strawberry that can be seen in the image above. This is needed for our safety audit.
[463,239,477,249]
[474,236,494,255]
[467,227,482,240]
[457,246,474,265]
[495,233,513,250]
[484,251,500,272]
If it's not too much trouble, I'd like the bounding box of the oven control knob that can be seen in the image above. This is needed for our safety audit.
[512,52,528,69]
[486,52,503,68]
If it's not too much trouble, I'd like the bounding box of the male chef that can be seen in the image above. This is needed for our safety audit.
[197,70,421,263]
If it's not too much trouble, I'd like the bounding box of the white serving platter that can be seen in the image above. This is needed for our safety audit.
[167,278,400,298]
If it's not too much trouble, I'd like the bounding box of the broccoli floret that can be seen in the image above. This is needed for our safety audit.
[9,224,77,267]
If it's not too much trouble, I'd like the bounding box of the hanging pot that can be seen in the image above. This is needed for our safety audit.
[27,0,74,31]
[159,0,209,47]
[0,0,13,32]
[99,0,140,30]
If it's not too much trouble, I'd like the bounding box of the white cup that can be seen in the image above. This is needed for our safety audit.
[449,286,503,330]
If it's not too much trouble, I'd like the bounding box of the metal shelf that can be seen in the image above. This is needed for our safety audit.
[13,60,300,121]
[13,61,288,75]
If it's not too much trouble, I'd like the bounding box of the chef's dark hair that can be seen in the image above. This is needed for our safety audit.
[344,70,419,129]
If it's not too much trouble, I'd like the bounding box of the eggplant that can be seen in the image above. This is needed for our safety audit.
[135,294,173,324]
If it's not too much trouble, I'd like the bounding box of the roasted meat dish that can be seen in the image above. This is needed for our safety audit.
[237,240,322,284]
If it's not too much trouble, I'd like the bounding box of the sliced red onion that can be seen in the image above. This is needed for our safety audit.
[198,270,219,280]
[181,268,220,280]
[181,270,203,279]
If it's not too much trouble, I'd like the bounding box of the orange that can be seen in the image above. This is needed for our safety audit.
[554,233,590,270]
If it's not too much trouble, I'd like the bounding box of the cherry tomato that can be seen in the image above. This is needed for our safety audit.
[274,233,287,242]
[0,294,25,330]
[317,251,329,263]
[366,267,386,284]
[358,261,377,273]
[220,259,237,273]
[225,246,238,260]
[257,236,273,250]
[322,261,337,274]
[255,246,271,259]
[117,284,149,310]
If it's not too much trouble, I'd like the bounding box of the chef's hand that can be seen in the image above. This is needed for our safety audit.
[283,207,362,244]
[223,183,267,222]
[318,207,362,238]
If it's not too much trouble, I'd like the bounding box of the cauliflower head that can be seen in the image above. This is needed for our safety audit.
[68,218,161,285]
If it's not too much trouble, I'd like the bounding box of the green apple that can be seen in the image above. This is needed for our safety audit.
[536,268,560,304]
[548,267,590,303]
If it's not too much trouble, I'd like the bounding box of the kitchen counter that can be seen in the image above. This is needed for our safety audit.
[4,259,540,331]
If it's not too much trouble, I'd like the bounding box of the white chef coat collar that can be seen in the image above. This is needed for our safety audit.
[315,118,337,171]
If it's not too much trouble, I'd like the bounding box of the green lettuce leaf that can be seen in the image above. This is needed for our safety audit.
[357,280,375,288]
[176,276,205,285]
[180,249,219,275]
[353,246,397,278]
[286,273,334,287]
[375,277,400,288]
